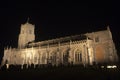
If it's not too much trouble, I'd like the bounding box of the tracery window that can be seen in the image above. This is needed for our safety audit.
[75,50,82,63]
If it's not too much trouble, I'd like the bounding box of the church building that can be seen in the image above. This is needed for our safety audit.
[1,21,118,68]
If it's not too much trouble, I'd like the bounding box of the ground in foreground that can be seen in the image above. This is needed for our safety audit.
[0,65,120,80]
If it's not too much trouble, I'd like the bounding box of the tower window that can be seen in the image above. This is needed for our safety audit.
[29,30,32,34]
[95,37,99,42]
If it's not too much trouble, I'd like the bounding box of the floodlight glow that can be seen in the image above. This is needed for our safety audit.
[107,65,117,68]
[112,65,117,68]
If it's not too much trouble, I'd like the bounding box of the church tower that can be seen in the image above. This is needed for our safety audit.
[18,18,35,48]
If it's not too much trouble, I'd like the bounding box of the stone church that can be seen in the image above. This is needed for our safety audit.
[1,21,118,68]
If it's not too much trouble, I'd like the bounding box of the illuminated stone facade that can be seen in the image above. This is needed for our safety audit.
[1,22,118,68]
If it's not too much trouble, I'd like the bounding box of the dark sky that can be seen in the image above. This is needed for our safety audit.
[0,1,120,61]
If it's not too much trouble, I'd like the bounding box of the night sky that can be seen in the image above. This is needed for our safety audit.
[0,1,120,62]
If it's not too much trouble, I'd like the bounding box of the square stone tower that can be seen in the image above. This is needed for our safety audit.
[18,20,35,48]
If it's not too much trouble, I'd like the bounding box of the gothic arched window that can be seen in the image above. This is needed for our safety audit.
[75,49,82,63]
[52,53,57,64]
[42,54,46,64]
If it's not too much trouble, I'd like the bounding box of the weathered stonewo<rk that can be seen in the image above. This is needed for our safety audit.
[1,21,118,69]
